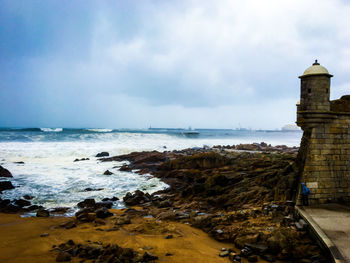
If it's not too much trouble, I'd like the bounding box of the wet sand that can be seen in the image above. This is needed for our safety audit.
[0,210,235,263]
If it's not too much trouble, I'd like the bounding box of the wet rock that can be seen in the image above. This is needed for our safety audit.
[123,190,151,206]
[119,164,131,171]
[103,170,113,175]
[50,207,70,214]
[83,187,103,192]
[102,196,119,201]
[56,251,71,262]
[27,205,42,211]
[14,199,31,207]
[23,195,33,200]
[219,250,229,257]
[36,209,50,217]
[77,198,95,208]
[95,201,113,209]
[0,165,12,177]
[95,207,113,219]
[75,208,95,222]
[74,158,89,162]
[0,181,15,191]
[96,152,109,157]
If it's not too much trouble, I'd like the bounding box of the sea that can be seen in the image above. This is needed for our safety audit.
[0,127,302,214]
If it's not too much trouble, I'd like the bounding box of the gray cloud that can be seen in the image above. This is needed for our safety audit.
[1,0,350,129]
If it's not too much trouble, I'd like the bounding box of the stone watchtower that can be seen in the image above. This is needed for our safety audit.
[297,61,350,204]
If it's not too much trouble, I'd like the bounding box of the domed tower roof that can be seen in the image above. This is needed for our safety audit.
[299,60,333,78]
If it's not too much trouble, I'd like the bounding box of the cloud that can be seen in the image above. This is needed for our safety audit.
[1,0,350,128]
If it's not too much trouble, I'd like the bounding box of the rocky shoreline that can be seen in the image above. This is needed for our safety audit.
[0,143,329,262]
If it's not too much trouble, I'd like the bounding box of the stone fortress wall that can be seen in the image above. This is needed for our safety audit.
[297,61,350,204]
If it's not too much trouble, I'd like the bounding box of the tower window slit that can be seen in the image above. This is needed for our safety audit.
[308,88,311,94]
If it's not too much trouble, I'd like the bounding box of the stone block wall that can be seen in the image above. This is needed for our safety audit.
[300,113,350,204]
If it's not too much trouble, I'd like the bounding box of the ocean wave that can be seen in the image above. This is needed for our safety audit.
[86,129,113,133]
[40,128,63,132]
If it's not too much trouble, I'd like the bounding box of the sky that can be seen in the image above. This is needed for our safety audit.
[1,0,350,130]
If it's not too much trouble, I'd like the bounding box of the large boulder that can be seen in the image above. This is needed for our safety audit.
[0,181,15,191]
[0,166,12,177]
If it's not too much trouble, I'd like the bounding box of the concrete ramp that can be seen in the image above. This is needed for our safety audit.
[297,204,350,263]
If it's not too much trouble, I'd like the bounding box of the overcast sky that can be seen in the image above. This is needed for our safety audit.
[1,0,350,129]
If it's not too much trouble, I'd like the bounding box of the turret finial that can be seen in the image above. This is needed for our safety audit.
[313,59,320,66]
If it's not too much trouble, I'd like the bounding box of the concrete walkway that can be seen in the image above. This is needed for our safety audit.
[298,204,350,263]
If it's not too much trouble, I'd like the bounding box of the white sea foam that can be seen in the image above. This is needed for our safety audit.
[40,128,63,132]
[86,129,113,132]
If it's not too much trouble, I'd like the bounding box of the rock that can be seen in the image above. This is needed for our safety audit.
[96,152,109,157]
[23,195,33,200]
[36,209,50,217]
[77,198,95,208]
[123,190,151,206]
[50,207,70,214]
[115,216,131,225]
[87,213,96,221]
[95,201,113,209]
[0,181,15,191]
[95,207,113,219]
[83,187,103,192]
[75,208,95,222]
[235,233,259,248]
[40,233,49,237]
[0,165,12,177]
[141,251,158,261]
[119,164,131,171]
[219,251,230,257]
[14,199,31,207]
[56,251,71,262]
[157,200,172,208]
[14,161,25,164]
[60,220,76,229]
[240,247,253,257]
[165,234,173,239]
[245,243,268,254]
[247,255,258,262]
[27,205,42,211]
[103,170,113,175]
